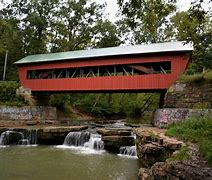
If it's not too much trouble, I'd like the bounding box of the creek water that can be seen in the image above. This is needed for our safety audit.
[0,146,140,180]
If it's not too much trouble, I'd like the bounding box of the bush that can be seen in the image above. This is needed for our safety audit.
[0,81,27,106]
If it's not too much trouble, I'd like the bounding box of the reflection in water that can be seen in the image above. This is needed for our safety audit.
[0,146,140,180]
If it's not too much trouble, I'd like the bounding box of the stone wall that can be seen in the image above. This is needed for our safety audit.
[153,108,212,127]
[153,81,212,127]
[0,106,57,126]
[164,82,212,108]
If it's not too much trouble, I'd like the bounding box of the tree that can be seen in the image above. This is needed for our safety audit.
[91,20,122,48]
[0,15,24,80]
[50,0,105,52]
[117,0,177,43]
[7,0,59,54]
[170,0,212,73]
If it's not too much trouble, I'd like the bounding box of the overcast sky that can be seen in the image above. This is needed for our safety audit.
[102,0,211,21]
[1,0,211,20]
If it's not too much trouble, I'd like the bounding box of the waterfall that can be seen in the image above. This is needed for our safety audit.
[64,132,91,146]
[0,130,24,145]
[62,131,104,151]
[0,129,37,146]
[84,134,104,150]
[119,146,137,157]
[0,131,10,145]
[27,129,38,145]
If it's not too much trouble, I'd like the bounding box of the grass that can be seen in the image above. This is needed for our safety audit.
[168,145,189,161]
[180,70,212,83]
[165,116,212,164]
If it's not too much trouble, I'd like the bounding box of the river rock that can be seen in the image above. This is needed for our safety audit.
[102,135,134,152]
[139,160,212,180]
[97,128,132,136]
[25,121,38,126]
[37,126,88,145]
[42,126,88,133]
[134,128,184,167]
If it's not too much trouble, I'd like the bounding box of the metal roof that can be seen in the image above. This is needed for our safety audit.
[15,41,193,65]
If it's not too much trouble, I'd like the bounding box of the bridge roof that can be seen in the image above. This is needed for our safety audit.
[15,41,193,65]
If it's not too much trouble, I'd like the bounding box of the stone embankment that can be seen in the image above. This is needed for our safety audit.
[153,82,212,127]
[0,106,57,127]
[164,82,212,108]
[135,128,212,180]
[153,108,212,127]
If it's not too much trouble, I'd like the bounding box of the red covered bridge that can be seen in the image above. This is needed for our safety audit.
[15,41,193,93]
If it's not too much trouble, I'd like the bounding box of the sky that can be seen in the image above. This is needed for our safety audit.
[1,0,211,20]
[101,0,196,21]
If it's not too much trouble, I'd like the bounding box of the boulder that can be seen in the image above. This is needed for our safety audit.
[134,128,184,167]
[138,168,153,180]
[140,160,212,180]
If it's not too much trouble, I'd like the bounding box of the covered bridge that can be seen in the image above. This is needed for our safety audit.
[15,41,193,93]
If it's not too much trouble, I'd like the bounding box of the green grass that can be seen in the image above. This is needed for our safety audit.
[166,116,212,164]
[204,70,212,82]
[180,70,212,83]
[168,145,189,161]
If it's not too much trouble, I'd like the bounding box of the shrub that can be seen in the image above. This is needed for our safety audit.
[0,81,27,106]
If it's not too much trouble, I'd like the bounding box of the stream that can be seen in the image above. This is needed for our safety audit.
[0,145,140,180]
[0,120,141,180]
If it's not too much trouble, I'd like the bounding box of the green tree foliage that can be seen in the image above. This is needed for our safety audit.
[6,0,59,54]
[0,16,24,80]
[117,0,177,43]
[117,0,212,73]
[0,0,122,81]
[92,20,122,48]
[170,0,212,73]
[67,93,160,119]
[50,0,104,52]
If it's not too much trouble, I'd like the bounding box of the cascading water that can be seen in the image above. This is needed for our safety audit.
[61,131,104,152]
[119,146,137,157]
[0,129,37,146]
[0,131,10,145]
[84,134,104,150]
[27,129,38,145]
[64,132,91,146]
[0,130,24,145]
[17,129,38,145]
